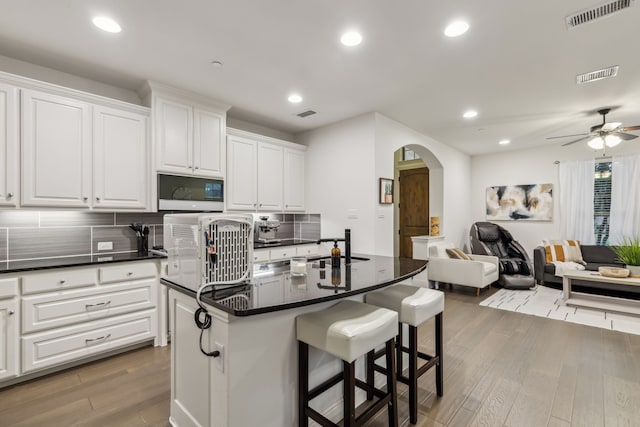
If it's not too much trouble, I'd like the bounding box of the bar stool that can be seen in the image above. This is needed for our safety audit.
[296,299,399,427]
[365,284,444,424]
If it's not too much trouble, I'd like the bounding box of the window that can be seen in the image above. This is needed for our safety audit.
[594,161,611,245]
[402,147,420,161]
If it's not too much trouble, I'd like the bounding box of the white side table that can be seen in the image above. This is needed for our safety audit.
[411,235,445,260]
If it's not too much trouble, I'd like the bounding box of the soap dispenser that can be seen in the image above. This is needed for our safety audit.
[331,240,341,268]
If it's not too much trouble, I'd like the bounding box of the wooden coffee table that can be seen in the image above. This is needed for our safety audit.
[562,270,640,316]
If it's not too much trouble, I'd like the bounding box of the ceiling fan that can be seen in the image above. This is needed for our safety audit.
[547,108,640,149]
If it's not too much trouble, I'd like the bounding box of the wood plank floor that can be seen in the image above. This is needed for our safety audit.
[2,285,640,426]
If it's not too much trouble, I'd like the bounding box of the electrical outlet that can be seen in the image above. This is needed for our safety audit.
[97,241,113,251]
[214,342,224,372]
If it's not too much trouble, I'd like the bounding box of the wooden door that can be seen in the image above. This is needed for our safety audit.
[399,168,429,258]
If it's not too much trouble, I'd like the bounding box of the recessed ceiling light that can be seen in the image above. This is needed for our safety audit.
[444,20,469,37]
[340,31,362,46]
[288,94,303,103]
[463,110,478,119]
[499,139,511,145]
[92,16,121,33]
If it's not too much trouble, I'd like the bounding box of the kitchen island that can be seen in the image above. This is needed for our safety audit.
[162,255,427,427]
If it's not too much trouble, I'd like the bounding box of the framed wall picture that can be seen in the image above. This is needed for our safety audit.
[379,178,394,204]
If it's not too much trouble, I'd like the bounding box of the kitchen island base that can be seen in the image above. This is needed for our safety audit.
[168,290,396,427]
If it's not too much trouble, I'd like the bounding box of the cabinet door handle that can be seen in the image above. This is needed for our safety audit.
[259,203,263,207]
[59,280,66,285]
[83,197,88,202]
[8,310,14,315]
[85,334,111,343]
[127,272,133,276]
[194,166,199,170]
[6,192,13,199]
[85,301,111,309]
[96,197,100,202]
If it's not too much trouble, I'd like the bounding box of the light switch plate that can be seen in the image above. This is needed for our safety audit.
[97,241,113,251]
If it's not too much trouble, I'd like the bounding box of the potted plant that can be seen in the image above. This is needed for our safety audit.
[612,236,640,278]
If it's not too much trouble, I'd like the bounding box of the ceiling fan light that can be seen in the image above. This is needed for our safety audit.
[604,134,622,147]
[587,136,604,150]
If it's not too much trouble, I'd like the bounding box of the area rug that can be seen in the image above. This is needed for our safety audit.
[479,285,640,335]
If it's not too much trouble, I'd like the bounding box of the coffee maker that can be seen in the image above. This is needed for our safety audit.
[254,216,281,243]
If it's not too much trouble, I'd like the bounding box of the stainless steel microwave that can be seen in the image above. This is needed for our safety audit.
[158,174,224,211]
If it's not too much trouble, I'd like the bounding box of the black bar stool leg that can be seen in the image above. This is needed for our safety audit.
[366,349,375,400]
[343,360,356,427]
[436,312,444,397]
[396,322,403,378]
[298,341,309,427]
[408,325,418,424]
[386,338,399,427]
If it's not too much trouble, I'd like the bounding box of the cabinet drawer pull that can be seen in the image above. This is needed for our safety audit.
[83,197,88,202]
[59,280,66,285]
[85,300,111,309]
[8,310,14,315]
[127,272,133,276]
[96,197,101,202]
[85,333,111,343]
[7,192,13,199]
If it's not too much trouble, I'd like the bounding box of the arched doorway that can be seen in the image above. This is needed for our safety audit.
[393,145,444,258]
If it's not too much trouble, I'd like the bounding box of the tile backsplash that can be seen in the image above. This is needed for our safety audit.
[0,211,165,262]
[251,213,321,241]
[0,211,321,262]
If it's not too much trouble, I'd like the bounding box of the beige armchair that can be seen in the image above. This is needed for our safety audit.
[427,241,499,296]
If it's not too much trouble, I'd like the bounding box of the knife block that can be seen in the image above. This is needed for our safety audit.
[137,235,149,254]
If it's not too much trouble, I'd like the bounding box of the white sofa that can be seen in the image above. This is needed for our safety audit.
[427,241,499,296]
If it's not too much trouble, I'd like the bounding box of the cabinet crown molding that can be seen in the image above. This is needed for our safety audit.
[0,70,149,115]
[227,127,306,151]
[142,80,231,113]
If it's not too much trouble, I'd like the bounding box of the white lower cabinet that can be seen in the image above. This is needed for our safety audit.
[0,260,164,385]
[0,278,19,381]
[253,244,320,264]
[22,309,157,374]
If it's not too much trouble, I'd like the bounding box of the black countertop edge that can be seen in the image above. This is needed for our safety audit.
[253,239,319,249]
[161,261,427,317]
[0,252,167,274]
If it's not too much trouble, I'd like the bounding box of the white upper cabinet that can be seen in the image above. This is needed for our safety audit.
[0,83,18,207]
[21,89,92,207]
[226,128,306,212]
[194,108,225,177]
[226,135,258,210]
[257,142,283,211]
[154,95,225,178]
[283,148,305,212]
[93,106,148,209]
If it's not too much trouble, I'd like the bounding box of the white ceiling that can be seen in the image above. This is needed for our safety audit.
[0,0,639,155]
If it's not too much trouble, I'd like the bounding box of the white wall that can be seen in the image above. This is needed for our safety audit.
[470,142,640,255]
[375,114,471,254]
[227,117,295,142]
[296,113,377,254]
[297,112,471,256]
[0,54,142,104]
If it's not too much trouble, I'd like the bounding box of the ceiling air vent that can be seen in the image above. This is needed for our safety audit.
[296,110,316,118]
[576,65,619,84]
[566,0,635,29]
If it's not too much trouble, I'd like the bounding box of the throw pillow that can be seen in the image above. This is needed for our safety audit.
[446,247,472,260]
[544,239,584,264]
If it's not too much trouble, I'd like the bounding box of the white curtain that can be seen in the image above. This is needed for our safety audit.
[609,155,640,243]
[558,159,595,244]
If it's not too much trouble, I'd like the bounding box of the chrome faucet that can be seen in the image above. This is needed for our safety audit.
[316,229,351,265]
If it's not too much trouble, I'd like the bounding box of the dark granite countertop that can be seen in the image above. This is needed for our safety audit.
[162,255,427,316]
[0,252,167,274]
[253,239,318,249]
